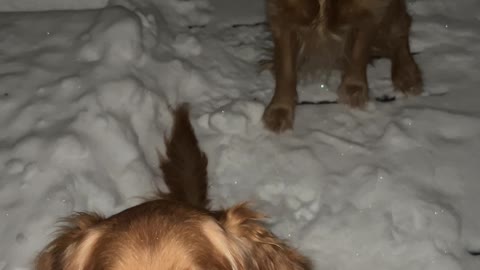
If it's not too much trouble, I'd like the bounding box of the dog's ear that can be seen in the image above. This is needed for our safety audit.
[218,203,312,270]
[200,219,251,270]
[35,212,105,270]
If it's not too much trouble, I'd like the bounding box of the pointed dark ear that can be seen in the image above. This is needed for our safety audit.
[35,212,105,270]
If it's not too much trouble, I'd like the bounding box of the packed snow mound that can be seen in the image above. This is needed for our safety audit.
[0,6,169,267]
[0,0,108,11]
[77,6,144,65]
[412,0,480,19]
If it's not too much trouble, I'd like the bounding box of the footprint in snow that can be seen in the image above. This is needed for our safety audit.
[198,100,264,134]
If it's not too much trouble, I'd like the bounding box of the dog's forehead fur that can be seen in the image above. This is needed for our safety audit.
[94,200,234,270]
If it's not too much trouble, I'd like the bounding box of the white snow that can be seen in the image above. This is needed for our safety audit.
[0,0,480,269]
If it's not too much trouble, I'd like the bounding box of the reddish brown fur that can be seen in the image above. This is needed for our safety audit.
[160,104,209,209]
[263,0,423,132]
[35,104,311,270]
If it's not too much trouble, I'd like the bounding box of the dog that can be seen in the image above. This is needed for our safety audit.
[35,104,311,270]
[262,0,423,132]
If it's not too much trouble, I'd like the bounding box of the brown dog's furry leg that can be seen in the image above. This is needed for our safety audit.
[338,12,378,108]
[389,2,423,95]
[262,0,322,132]
[159,104,209,209]
[262,28,300,133]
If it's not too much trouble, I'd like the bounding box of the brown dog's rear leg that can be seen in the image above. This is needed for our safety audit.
[262,29,299,133]
[390,14,423,95]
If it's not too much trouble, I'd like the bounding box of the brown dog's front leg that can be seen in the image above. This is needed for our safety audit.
[263,29,299,133]
[338,16,377,108]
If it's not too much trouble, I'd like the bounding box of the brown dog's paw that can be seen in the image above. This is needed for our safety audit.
[393,63,423,96]
[262,103,295,133]
[337,80,369,108]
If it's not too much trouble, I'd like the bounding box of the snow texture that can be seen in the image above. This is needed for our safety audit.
[0,0,479,269]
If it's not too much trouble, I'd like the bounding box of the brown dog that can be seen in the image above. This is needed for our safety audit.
[263,0,423,132]
[35,104,311,270]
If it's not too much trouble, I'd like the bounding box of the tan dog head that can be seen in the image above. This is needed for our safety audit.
[36,202,310,270]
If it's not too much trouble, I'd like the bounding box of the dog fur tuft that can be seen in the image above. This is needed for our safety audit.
[159,104,209,209]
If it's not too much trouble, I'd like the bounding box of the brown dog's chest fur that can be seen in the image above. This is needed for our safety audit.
[296,22,349,74]
[268,0,398,73]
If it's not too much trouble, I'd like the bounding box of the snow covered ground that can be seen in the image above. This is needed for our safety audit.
[0,0,479,269]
